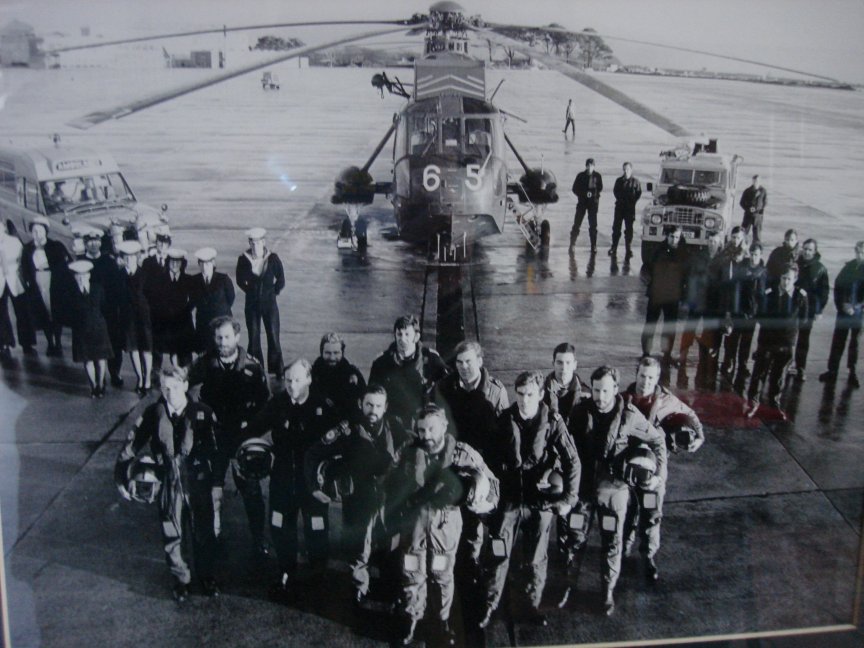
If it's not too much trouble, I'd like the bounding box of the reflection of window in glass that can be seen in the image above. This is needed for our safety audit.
[464,118,492,159]
[441,117,461,154]
[661,169,693,185]
[409,113,438,156]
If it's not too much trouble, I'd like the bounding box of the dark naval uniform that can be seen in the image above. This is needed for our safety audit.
[188,347,270,544]
[189,271,235,353]
[236,251,285,375]
[69,282,113,363]
[150,270,196,363]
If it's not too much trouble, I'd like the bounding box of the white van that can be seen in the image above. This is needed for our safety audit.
[0,146,167,255]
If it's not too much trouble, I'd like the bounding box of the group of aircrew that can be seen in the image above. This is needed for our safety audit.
[113,310,705,647]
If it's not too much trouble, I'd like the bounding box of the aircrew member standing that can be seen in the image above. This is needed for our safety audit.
[569,158,603,255]
[189,247,235,354]
[115,241,154,394]
[236,228,285,376]
[790,239,829,379]
[21,216,72,356]
[609,162,642,260]
[114,364,221,602]
[0,221,28,359]
[311,332,367,422]
[739,174,767,245]
[543,342,586,423]
[188,316,270,554]
[478,371,580,629]
[622,357,702,568]
[305,384,410,612]
[566,366,667,615]
[68,260,114,398]
[246,358,335,597]
[642,227,686,364]
[369,314,449,426]
[386,404,498,646]
[151,248,195,367]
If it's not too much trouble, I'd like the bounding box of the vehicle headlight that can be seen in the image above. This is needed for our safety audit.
[650,214,663,225]
[704,216,716,229]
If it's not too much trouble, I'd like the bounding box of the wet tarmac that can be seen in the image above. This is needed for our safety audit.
[1,35,863,648]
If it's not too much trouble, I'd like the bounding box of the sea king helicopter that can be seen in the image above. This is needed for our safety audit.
[331,1,558,262]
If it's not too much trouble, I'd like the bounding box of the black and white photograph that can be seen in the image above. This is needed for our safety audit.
[0,1,862,646]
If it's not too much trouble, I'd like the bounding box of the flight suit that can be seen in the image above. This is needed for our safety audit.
[480,403,580,615]
[247,392,335,575]
[304,414,409,597]
[386,434,497,624]
[188,346,270,543]
[570,170,603,250]
[311,356,367,422]
[611,174,642,255]
[368,342,449,425]
[115,398,219,588]
[567,395,666,594]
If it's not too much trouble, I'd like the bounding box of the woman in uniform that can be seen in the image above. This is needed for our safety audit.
[116,241,154,395]
[68,260,114,397]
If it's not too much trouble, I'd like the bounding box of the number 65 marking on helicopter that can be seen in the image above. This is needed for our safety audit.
[423,164,483,192]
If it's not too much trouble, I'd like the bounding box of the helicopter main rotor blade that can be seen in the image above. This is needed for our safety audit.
[478,28,690,138]
[50,20,414,54]
[484,22,841,83]
[67,25,418,130]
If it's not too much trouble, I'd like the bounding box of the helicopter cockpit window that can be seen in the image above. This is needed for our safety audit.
[409,113,438,156]
[441,117,461,157]
[464,118,493,159]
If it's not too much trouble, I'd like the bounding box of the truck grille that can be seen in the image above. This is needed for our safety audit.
[663,206,703,226]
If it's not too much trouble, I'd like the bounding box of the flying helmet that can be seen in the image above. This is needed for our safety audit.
[455,466,498,515]
[617,445,658,489]
[316,455,354,502]
[126,456,162,504]
[537,468,564,497]
[235,437,275,481]
[661,413,698,454]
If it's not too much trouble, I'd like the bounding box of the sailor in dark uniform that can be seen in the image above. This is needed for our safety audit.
[190,247,235,354]
[151,248,196,367]
[68,259,114,398]
[116,241,154,394]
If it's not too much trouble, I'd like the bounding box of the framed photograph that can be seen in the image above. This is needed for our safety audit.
[0,1,862,647]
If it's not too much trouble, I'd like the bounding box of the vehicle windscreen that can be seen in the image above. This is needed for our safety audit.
[40,172,133,214]
[661,168,726,187]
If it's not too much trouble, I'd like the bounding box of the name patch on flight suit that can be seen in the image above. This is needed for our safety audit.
[601,515,618,532]
[316,408,323,416]
[244,369,253,377]
[403,553,421,572]
[197,411,205,421]
[271,510,283,528]
[311,516,325,531]
[490,537,508,559]
[568,512,586,530]
[431,554,448,572]
[643,492,658,509]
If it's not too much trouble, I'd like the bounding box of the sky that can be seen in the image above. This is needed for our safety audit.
[2,0,863,83]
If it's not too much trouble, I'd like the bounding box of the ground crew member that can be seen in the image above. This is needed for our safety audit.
[642,228,686,363]
[386,403,498,646]
[562,98,576,138]
[715,232,751,379]
[68,260,114,398]
[236,228,285,376]
[739,174,767,245]
[543,342,586,424]
[150,248,195,367]
[246,358,335,597]
[732,242,767,393]
[21,216,72,356]
[189,247,235,354]
[820,241,864,388]
[622,357,703,564]
[82,228,125,387]
[311,332,367,422]
[566,366,667,615]
[765,229,799,288]
[305,384,409,613]
[188,316,270,554]
[569,158,603,255]
[116,241,154,394]
[114,364,221,602]
[0,222,29,359]
[369,314,449,426]
[609,162,642,259]
[745,264,808,420]
[478,371,580,629]
[790,239,829,379]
